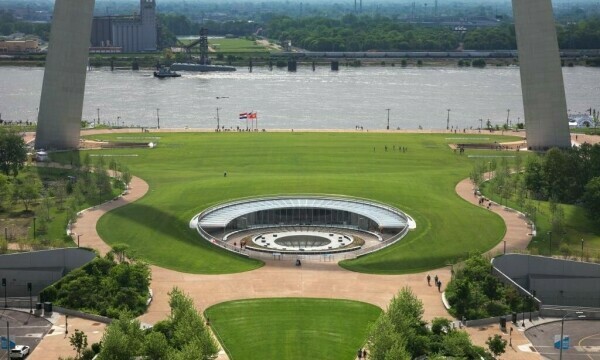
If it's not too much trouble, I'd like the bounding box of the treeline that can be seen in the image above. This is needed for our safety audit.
[523,144,600,221]
[155,13,600,52]
[267,14,461,52]
[158,13,257,37]
[0,10,50,40]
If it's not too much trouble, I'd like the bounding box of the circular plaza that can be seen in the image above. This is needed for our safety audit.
[190,195,415,257]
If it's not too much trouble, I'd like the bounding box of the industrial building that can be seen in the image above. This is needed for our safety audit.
[0,39,39,53]
[90,0,157,53]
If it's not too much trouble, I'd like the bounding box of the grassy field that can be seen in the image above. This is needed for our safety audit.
[209,38,272,53]
[204,298,382,360]
[53,132,519,274]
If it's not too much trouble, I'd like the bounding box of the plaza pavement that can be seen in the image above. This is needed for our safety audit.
[30,128,575,359]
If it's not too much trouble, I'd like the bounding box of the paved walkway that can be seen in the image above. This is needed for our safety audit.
[28,129,556,359]
[455,176,533,256]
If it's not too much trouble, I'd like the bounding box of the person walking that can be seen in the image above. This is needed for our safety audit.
[427,274,431,286]
[438,280,442,292]
[357,348,363,359]
[434,275,438,286]
[362,349,367,359]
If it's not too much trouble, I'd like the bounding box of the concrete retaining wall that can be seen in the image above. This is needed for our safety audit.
[0,248,96,297]
[493,254,600,308]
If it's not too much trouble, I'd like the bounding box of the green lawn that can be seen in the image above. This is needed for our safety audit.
[209,38,271,53]
[52,132,518,274]
[204,298,382,360]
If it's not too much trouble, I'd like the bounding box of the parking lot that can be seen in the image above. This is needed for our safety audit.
[526,319,600,360]
[0,309,52,359]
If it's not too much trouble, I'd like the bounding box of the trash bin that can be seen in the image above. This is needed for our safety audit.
[43,302,53,313]
[500,316,507,331]
[512,312,517,324]
[36,303,42,310]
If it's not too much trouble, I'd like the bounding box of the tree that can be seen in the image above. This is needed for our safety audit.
[0,174,11,210]
[486,334,507,358]
[51,180,68,210]
[168,288,219,358]
[143,331,171,360]
[12,173,41,212]
[69,329,88,359]
[368,315,407,360]
[583,177,600,221]
[98,314,144,360]
[121,168,132,188]
[0,129,27,177]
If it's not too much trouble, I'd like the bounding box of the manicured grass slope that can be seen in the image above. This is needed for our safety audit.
[205,298,382,360]
[84,132,514,274]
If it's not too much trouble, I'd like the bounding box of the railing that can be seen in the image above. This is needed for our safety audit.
[191,193,411,228]
[351,225,411,258]
[490,259,542,309]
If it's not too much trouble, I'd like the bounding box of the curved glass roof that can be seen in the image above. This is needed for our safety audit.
[197,196,408,229]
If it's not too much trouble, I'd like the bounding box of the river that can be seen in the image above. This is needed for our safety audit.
[0,65,598,130]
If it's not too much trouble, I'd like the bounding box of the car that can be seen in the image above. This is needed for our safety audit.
[10,345,30,358]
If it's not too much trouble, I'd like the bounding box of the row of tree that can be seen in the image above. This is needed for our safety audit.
[367,286,505,359]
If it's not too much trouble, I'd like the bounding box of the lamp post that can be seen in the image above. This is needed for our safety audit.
[27,282,32,314]
[479,118,483,133]
[156,108,160,129]
[446,109,451,130]
[96,108,100,127]
[216,107,221,130]
[581,239,584,261]
[32,217,36,239]
[503,240,506,254]
[6,321,10,357]
[506,109,510,127]
[77,234,81,248]
[386,108,390,130]
[560,311,586,360]
[2,278,6,308]
[548,231,553,256]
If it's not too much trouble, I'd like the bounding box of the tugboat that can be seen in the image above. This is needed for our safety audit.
[153,66,181,78]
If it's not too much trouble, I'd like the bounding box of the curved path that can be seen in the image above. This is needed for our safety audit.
[455,176,533,256]
[40,130,547,360]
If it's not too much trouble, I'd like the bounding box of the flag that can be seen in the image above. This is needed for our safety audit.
[248,112,257,119]
[239,113,248,119]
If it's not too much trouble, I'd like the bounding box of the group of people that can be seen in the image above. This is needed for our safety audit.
[375,145,408,152]
[478,196,493,210]
[426,274,443,292]
[232,240,248,249]
[357,348,367,359]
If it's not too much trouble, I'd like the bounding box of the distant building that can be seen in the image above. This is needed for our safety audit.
[0,39,39,53]
[90,0,157,53]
